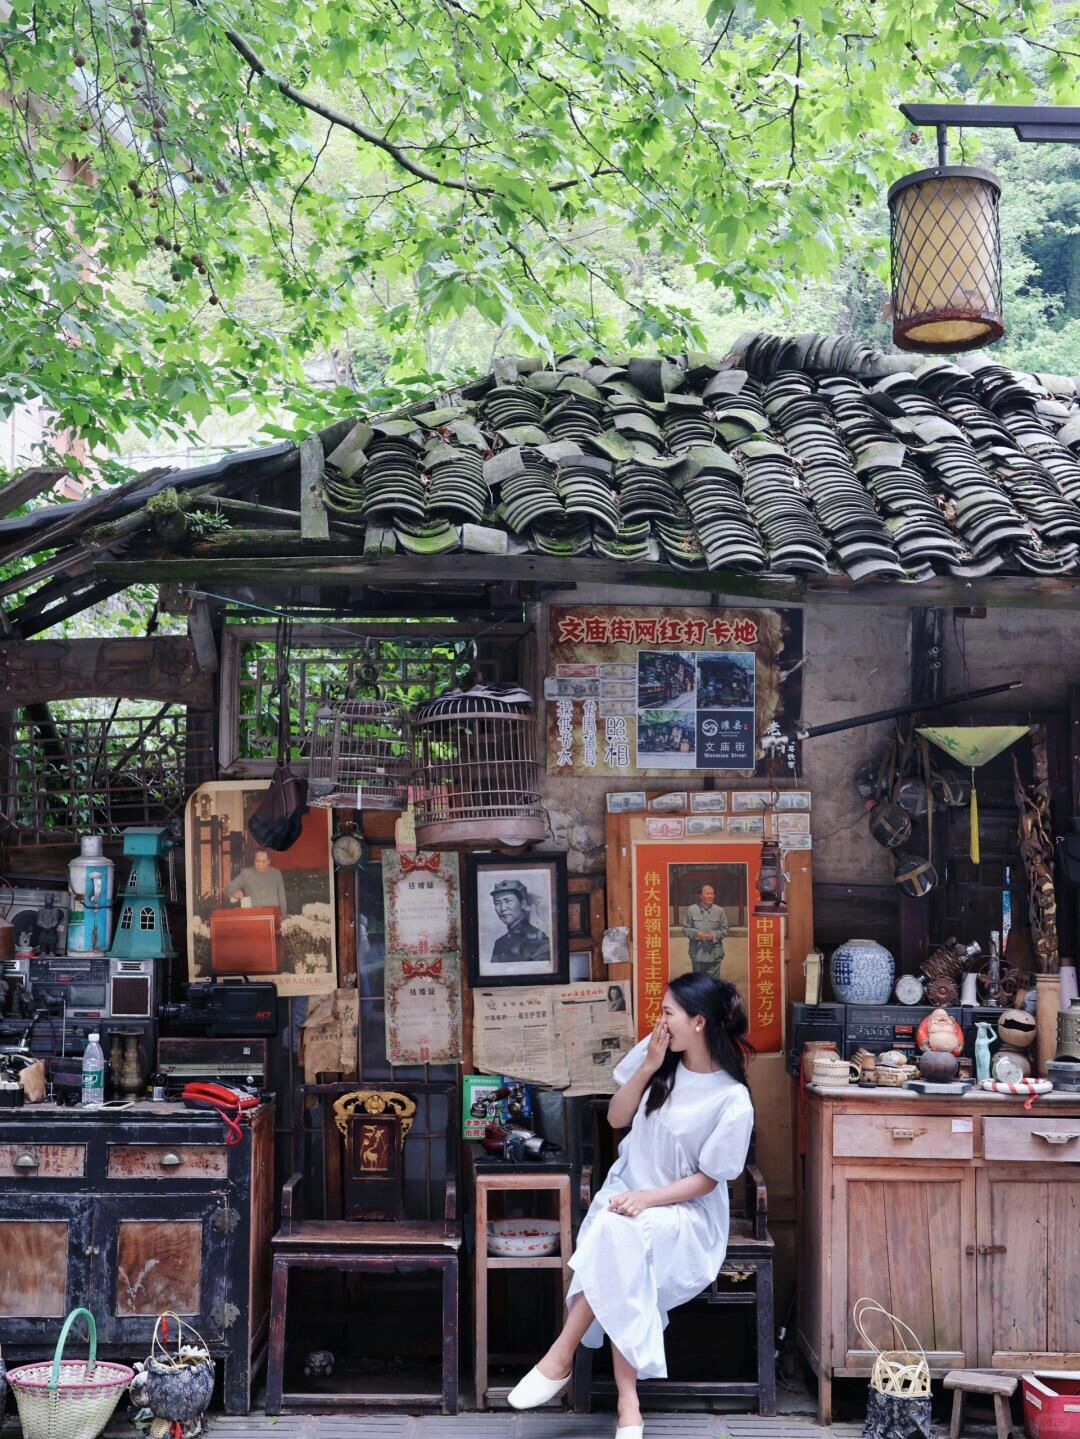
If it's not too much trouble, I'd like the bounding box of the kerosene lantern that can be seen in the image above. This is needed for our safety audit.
[754,838,787,917]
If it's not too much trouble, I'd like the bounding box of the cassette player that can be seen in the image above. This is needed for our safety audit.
[16,956,158,1021]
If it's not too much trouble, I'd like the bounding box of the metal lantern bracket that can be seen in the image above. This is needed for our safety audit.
[901,103,1080,152]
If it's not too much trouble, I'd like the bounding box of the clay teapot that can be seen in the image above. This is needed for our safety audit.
[917,1049,960,1083]
[917,1006,963,1056]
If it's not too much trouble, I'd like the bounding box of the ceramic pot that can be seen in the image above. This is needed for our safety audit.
[917,1050,959,1083]
[811,1053,861,1087]
[830,938,896,1005]
[145,1356,215,1422]
[801,1041,839,1086]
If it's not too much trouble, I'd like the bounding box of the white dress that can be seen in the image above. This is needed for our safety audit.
[566,1037,755,1378]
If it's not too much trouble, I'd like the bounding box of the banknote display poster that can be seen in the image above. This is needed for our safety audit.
[547,605,803,778]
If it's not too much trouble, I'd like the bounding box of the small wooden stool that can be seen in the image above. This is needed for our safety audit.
[944,1369,1019,1439]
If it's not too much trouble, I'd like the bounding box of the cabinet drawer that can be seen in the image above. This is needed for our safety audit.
[107,1144,229,1179]
[0,1144,85,1178]
[984,1116,1080,1163]
[833,1113,973,1160]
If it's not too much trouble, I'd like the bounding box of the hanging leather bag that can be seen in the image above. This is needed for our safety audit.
[248,621,308,852]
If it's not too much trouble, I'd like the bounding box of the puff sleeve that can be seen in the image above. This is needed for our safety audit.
[612,1036,651,1087]
[696,1089,754,1182]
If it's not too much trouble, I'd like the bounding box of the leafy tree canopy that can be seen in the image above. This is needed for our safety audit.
[1,0,1078,447]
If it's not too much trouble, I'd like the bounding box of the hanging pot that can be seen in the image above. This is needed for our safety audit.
[893,852,937,898]
[869,801,912,850]
[896,777,928,818]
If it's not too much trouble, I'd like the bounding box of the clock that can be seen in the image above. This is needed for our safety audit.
[991,1050,1026,1084]
[332,830,368,870]
[894,973,925,1006]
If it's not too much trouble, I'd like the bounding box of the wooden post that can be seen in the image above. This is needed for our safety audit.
[299,436,329,541]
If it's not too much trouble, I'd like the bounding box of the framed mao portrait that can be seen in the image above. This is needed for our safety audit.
[466,852,569,988]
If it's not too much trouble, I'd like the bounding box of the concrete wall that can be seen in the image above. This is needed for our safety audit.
[938,607,1080,715]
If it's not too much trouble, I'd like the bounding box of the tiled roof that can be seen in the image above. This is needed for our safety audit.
[317,332,1080,582]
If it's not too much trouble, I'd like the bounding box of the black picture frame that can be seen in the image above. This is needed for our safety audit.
[466,851,570,988]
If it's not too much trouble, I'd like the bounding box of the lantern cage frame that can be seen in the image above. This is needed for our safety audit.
[307,686,411,812]
[410,689,546,852]
[889,103,1080,355]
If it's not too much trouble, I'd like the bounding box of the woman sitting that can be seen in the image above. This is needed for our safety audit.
[507,973,755,1439]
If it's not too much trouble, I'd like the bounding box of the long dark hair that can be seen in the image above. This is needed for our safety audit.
[645,974,754,1115]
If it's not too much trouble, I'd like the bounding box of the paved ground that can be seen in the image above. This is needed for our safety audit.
[0,1401,863,1439]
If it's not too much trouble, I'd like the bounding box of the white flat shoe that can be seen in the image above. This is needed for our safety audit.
[506,1364,572,1409]
[615,1427,644,1439]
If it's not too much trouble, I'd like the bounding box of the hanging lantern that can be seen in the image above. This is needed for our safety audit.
[754,838,787,918]
[888,165,1004,353]
[411,684,545,851]
[308,682,411,812]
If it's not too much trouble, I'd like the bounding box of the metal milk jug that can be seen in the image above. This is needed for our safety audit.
[68,835,115,956]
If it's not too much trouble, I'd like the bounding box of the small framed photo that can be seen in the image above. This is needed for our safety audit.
[466,852,569,987]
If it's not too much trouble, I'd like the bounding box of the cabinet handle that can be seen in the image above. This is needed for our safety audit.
[966,1244,1008,1256]
[888,1127,926,1140]
[159,1152,183,1168]
[14,1152,39,1169]
[1031,1131,1079,1146]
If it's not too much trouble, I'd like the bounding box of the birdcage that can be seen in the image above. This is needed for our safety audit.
[308,683,410,811]
[411,685,545,850]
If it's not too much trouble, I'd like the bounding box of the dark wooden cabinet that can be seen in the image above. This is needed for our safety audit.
[0,1103,272,1414]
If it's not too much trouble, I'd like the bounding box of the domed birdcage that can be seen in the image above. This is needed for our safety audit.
[411,684,545,850]
[308,673,410,811]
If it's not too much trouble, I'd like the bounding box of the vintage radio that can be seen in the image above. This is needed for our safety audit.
[789,1001,1002,1073]
[10,955,159,1021]
[156,1036,269,1088]
[210,908,282,974]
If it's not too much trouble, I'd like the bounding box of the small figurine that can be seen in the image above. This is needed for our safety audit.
[916,1006,964,1056]
[304,1350,335,1379]
[974,1021,997,1083]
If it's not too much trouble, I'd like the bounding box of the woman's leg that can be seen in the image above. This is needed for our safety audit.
[535,1293,597,1378]
[612,1342,641,1429]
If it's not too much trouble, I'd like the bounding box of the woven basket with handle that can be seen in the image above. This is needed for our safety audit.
[7,1309,134,1439]
[854,1298,930,1398]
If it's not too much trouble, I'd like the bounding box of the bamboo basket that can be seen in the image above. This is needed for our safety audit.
[7,1309,133,1439]
[854,1299,930,1398]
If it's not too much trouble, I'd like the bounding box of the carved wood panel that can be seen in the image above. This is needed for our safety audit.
[0,1220,69,1316]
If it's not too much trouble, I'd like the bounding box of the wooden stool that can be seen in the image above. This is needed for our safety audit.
[944,1369,1019,1439]
[467,1144,575,1410]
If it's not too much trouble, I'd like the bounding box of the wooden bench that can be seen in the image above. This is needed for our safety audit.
[944,1369,1018,1439]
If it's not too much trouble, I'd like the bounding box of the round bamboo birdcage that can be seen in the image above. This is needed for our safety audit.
[308,691,410,811]
[411,685,545,851]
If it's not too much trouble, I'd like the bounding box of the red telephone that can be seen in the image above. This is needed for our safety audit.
[180,1082,260,1144]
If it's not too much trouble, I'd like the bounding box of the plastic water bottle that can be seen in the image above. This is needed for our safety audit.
[81,1032,105,1107]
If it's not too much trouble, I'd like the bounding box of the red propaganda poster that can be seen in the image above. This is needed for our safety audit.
[631,841,782,1055]
[547,604,803,779]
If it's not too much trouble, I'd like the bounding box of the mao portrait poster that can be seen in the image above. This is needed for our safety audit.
[631,840,782,1055]
[185,779,337,996]
[547,605,803,779]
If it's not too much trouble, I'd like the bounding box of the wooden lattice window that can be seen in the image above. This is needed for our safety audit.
[0,702,200,843]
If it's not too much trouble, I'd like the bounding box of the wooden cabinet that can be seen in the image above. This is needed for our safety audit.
[798,1089,1080,1423]
[0,1103,272,1413]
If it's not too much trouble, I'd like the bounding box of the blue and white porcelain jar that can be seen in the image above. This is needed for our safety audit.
[830,938,895,1005]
